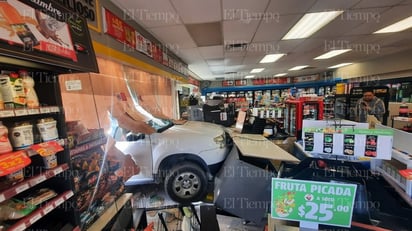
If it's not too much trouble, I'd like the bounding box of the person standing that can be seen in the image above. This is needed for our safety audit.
[355,89,386,123]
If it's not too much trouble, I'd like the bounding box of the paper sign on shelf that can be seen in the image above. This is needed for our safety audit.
[271,178,357,228]
[302,120,393,160]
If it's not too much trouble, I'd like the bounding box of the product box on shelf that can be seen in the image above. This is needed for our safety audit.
[71,145,126,229]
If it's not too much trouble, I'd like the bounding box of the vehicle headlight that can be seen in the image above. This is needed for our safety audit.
[214,132,226,148]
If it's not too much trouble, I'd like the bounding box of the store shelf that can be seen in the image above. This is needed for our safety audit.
[0,106,60,119]
[7,190,74,231]
[391,149,412,169]
[393,117,412,122]
[69,137,107,157]
[86,193,133,231]
[0,163,69,203]
[376,167,412,207]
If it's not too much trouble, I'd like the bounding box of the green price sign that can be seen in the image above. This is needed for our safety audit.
[271,178,357,227]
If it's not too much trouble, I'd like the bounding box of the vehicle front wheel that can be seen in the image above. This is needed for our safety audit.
[164,162,208,204]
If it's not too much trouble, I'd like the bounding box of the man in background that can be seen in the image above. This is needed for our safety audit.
[355,89,386,123]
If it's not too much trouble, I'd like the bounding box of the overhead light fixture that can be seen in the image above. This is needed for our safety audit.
[274,73,287,77]
[244,75,255,79]
[259,54,285,63]
[288,65,308,71]
[250,68,264,73]
[314,49,352,59]
[282,11,343,40]
[374,16,412,33]
[328,63,353,68]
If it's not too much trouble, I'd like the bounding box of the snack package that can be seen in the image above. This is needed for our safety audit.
[0,199,36,220]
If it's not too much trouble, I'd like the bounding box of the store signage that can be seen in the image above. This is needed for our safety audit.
[271,178,357,228]
[252,78,266,85]
[55,0,97,24]
[0,151,31,176]
[0,0,98,73]
[222,80,234,87]
[235,79,247,86]
[294,74,320,83]
[303,127,393,159]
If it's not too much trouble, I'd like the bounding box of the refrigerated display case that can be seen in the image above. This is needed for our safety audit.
[334,94,349,119]
[323,95,335,119]
[284,97,324,139]
[348,86,390,125]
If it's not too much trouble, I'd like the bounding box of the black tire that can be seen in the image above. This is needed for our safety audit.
[164,162,208,204]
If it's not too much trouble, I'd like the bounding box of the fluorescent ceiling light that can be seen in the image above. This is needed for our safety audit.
[274,73,287,77]
[328,63,353,68]
[244,75,255,79]
[374,16,412,33]
[288,65,308,71]
[259,54,285,63]
[250,68,264,73]
[282,11,343,40]
[314,49,351,59]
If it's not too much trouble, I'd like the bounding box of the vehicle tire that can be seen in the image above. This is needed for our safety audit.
[164,162,208,204]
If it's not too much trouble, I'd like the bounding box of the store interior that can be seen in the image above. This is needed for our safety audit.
[0,0,412,231]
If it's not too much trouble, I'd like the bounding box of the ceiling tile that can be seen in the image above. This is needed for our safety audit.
[111,0,181,28]
[198,46,224,59]
[223,20,260,43]
[171,0,221,24]
[178,48,203,64]
[186,22,223,46]
[353,0,405,8]
[225,57,244,66]
[308,0,361,12]
[149,25,197,49]
[253,14,303,42]
[266,0,316,15]
[346,5,412,35]
[311,8,385,38]
[206,59,225,66]
[222,0,270,21]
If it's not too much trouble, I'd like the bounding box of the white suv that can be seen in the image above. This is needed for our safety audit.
[110,116,230,204]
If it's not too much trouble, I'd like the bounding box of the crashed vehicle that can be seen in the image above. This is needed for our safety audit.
[109,89,231,204]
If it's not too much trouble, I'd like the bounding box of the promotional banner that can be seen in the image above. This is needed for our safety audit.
[0,0,98,73]
[271,178,357,228]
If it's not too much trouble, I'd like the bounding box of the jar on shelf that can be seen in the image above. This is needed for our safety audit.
[10,121,33,149]
[37,117,58,141]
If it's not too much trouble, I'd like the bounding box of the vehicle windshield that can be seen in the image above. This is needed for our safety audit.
[147,117,174,133]
[125,78,174,133]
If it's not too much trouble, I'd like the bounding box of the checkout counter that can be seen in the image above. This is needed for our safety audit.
[213,127,299,227]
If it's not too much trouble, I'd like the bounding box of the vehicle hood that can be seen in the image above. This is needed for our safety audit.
[151,121,225,154]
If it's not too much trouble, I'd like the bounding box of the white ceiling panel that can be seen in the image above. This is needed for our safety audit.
[198,46,224,59]
[225,57,244,66]
[309,0,361,12]
[253,14,302,42]
[266,0,316,15]
[174,48,203,64]
[206,59,225,66]
[222,0,270,21]
[346,5,412,36]
[222,20,260,43]
[353,0,405,8]
[171,0,221,24]
[112,0,181,28]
